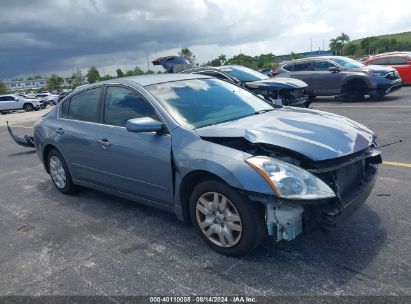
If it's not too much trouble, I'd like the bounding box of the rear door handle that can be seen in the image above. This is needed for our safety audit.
[97,139,111,146]
[55,128,64,134]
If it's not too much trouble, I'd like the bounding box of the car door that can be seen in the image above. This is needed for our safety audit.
[286,61,315,86]
[55,87,104,183]
[388,56,410,84]
[0,96,10,110]
[0,96,17,110]
[93,85,173,205]
[12,95,26,109]
[311,60,345,95]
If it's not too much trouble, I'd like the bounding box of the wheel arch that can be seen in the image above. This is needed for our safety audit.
[43,144,59,173]
[342,77,370,93]
[178,170,229,222]
[23,102,34,110]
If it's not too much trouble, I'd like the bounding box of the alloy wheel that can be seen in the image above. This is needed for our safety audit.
[49,156,66,189]
[195,192,242,248]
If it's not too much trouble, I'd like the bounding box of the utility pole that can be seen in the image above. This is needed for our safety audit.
[310,38,313,54]
[147,57,150,70]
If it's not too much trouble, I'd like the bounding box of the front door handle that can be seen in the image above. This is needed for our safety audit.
[97,139,111,146]
[55,128,64,134]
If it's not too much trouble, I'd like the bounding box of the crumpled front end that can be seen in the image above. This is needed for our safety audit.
[250,146,381,242]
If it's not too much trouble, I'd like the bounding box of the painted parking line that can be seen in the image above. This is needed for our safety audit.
[383,161,411,168]
[360,120,411,124]
[314,105,411,108]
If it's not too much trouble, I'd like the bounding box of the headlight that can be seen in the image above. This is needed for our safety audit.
[245,156,335,199]
[369,72,386,78]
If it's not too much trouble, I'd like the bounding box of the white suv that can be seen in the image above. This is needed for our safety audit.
[35,93,59,105]
[0,94,42,113]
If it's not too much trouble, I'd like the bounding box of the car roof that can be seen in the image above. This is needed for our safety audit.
[280,56,348,65]
[368,52,411,59]
[92,73,211,87]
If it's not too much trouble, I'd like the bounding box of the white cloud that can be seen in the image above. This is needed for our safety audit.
[282,21,335,36]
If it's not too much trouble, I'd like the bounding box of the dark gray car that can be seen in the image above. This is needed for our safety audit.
[274,56,402,101]
[10,74,381,256]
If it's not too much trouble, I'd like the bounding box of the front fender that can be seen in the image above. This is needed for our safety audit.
[172,128,274,208]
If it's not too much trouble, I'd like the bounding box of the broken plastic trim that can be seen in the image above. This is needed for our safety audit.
[266,202,303,241]
[6,121,35,148]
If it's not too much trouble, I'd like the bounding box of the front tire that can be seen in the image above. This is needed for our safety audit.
[23,103,34,112]
[189,180,266,256]
[48,149,77,194]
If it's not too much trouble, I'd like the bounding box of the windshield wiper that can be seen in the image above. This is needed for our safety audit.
[253,109,275,115]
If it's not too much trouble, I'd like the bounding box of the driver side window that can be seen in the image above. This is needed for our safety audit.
[104,86,158,127]
[314,61,336,71]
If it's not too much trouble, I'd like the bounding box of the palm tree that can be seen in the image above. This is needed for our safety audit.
[329,39,339,55]
[337,33,350,55]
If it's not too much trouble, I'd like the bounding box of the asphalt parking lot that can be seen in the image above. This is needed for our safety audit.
[0,88,410,297]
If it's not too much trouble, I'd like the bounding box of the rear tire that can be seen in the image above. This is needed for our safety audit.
[189,180,266,256]
[48,149,77,194]
[23,103,34,112]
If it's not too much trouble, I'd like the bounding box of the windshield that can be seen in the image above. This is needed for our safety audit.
[146,78,274,129]
[219,66,269,82]
[332,57,365,68]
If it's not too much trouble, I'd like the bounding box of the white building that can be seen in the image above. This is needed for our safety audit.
[5,76,87,91]
[6,79,47,90]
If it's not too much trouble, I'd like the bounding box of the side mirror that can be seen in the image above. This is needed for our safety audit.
[328,66,340,73]
[126,117,164,133]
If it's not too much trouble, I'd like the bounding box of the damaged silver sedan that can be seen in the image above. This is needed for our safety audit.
[13,74,381,256]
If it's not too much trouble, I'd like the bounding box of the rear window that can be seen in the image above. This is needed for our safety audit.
[369,58,389,65]
[389,57,408,65]
[282,64,293,71]
[293,62,312,71]
[67,87,102,122]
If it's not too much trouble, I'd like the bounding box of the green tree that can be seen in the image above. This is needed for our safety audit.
[344,43,358,56]
[329,38,343,55]
[337,32,350,55]
[218,54,227,65]
[226,53,254,67]
[289,52,303,60]
[257,53,275,69]
[208,58,222,66]
[178,47,196,64]
[47,74,64,91]
[145,69,155,74]
[86,66,100,83]
[134,66,145,75]
[0,82,7,94]
[68,69,83,89]
[116,68,124,77]
[100,74,114,81]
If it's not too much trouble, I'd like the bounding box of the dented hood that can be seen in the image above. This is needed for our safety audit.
[245,77,308,89]
[195,107,375,161]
